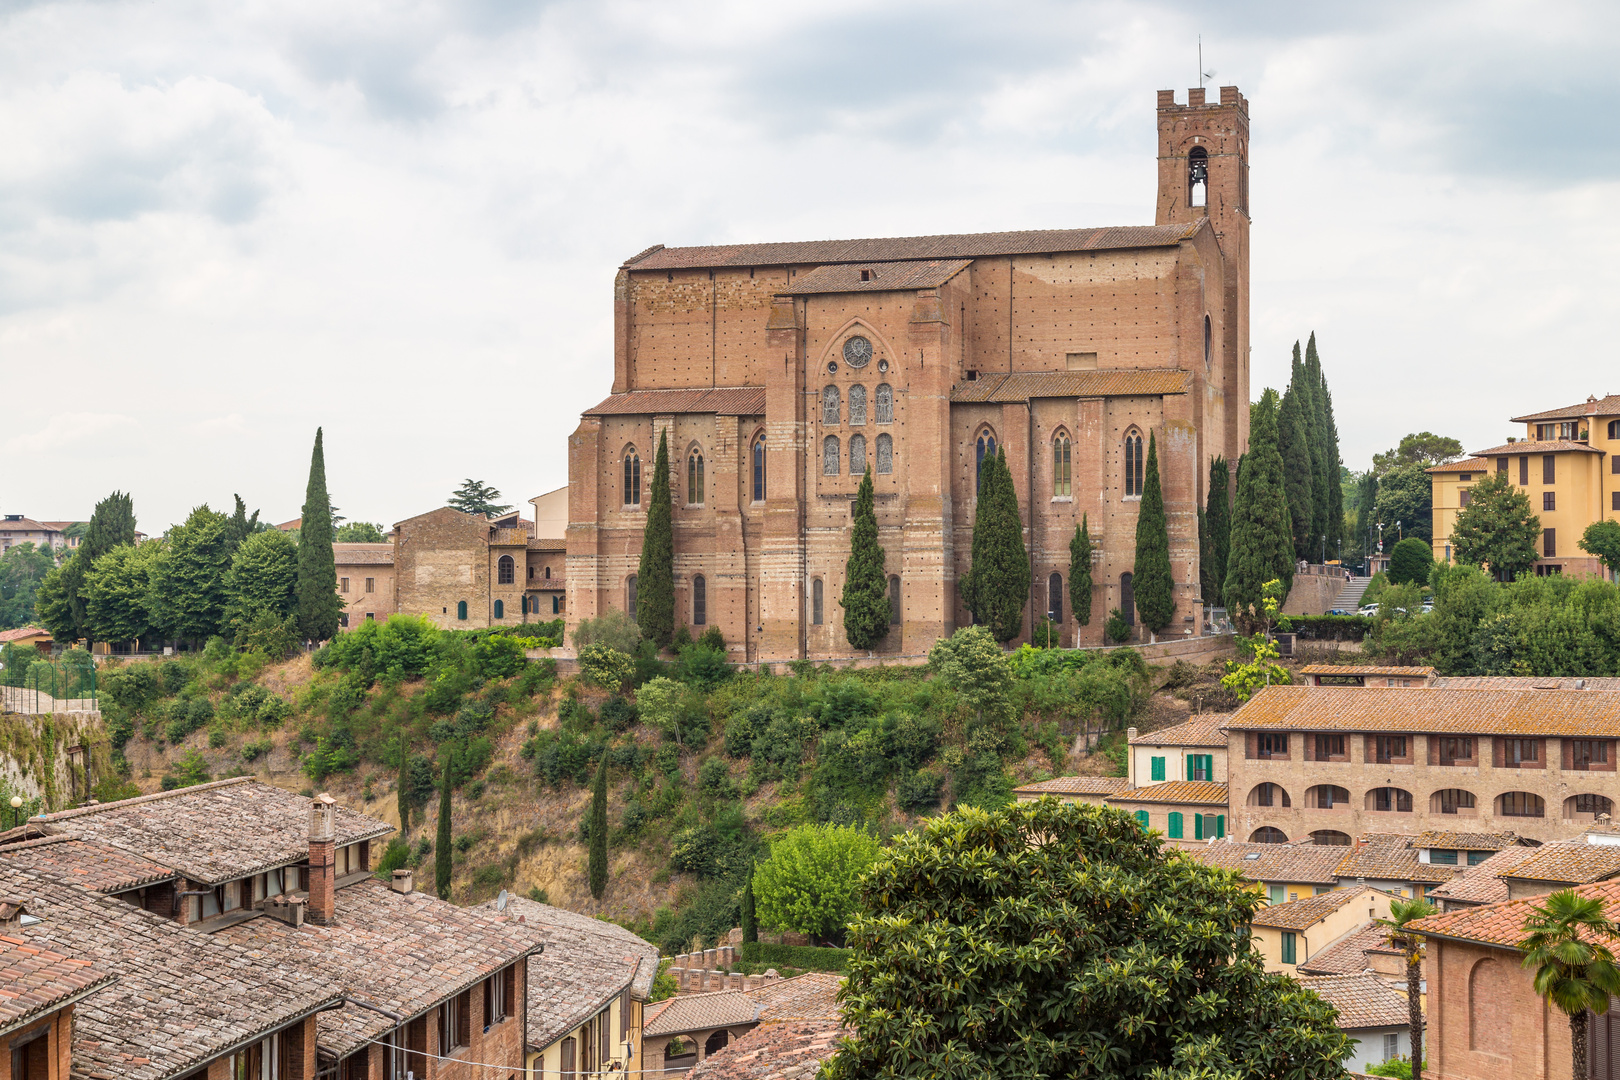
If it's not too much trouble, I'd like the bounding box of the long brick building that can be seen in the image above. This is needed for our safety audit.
[566,87,1253,662]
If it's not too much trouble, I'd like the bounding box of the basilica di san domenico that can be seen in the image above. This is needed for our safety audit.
[566,87,1251,663]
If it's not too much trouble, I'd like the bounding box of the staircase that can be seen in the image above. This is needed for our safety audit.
[1331,576,1372,612]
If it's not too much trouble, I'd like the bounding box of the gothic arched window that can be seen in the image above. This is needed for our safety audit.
[692,575,706,626]
[493,599,504,619]
[823,435,840,476]
[875,433,893,474]
[1123,429,1144,497]
[975,431,998,495]
[623,448,641,506]
[687,447,705,505]
[849,385,867,425]
[875,384,893,423]
[626,575,638,620]
[751,434,766,502]
[1188,146,1209,208]
[1048,572,1063,623]
[1053,431,1071,496]
[849,434,867,475]
[822,386,840,426]
[497,555,515,585]
[1203,314,1213,372]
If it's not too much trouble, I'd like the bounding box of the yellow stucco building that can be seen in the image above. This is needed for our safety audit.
[1430,394,1620,577]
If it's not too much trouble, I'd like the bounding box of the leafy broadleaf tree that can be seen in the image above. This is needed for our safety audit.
[1518,889,1620,1080]
[0,543,58,630]
[1068,515,1093,629]
[1387,537,1434,587]
[636,430,675,648]
[1451,472,1541,581]
[1374,432,1464,474]
[588,755,608,901]
[752,823,880,946]
[842,467,889,651]
[447,479,512,517]
[824,799,1353,1079]
[1225,389,1295,629]
[961,450,1029,643]
[335,522,387,543]
[1203,456,1231,604]
[83,543,163,646]
[224,530,299,646]
[1372,464,1436,545]
[1132,432,1174,638]
[39,490,137,645]
[147,506,232,645]
[296,429,343,642]
[1581,520,1620,579]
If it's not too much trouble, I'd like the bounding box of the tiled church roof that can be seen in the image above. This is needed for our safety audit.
[583,387,767,418]
[622,222,1206,271]
[950,369,1189,403]
[776,258,972,295]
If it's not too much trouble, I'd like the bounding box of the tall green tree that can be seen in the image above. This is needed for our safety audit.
[0,543,57,630]
[842,467,890,651]
[435,747,454,899]
[1133,432,1174,637]
[223,495,261,556]
[1354,471,1380,562]
[588,755,608,900]
[1068,515,1093,628]
[740,868,758,943]
[1203,456,1232,603]
[1278,368,1315,560]
[1301,335,1331,553]
[224,530,299,643]
[1580,521,1620,579]
[41,490,138,644]
[396,745,411,838]
[447,479,512,517]
[1374,432,1464,474]
[1312,336,1345,556]
[83,543,162,645]
[961,450,1029,643]
[753,823,881,946]
[335,522,387,543]
[1372,463,1435,545]
[824,800,1353,1079]
[296,429,343,642]
[1378,897,1437,1080]
[1451,472,1541,581]
[1225,389,1294,628]
[147,506,232,644]
[1519,890,1620,1080]
[636,430,675,648]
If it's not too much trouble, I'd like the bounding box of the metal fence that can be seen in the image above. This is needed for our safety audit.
[0,653,98,714]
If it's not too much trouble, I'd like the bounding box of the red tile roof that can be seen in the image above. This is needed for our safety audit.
[1298,971,1410,1029]
[1469,439,1600,456]
[1128,714,1230,747]
[1408,877,1620,949]
[1187,840,1345,885]
[1430,676,1620,690]
[583,387,767,418]
[1105,780,1228,806]
[0,932,113,1037]
[950,369,1189,403]
[686,1019,847,1079]
[776,258,972,296]
[1012,776,1131,796]
[1296,921,1397,976]
[0,836,176,894]
[1499,843,1620,885]
[1333,834,1458,886]
[332,543,393,566]
[0,628,49,644]
[623,221,1206,271]
[1510,395,1620,423]
[1426,845,1547,907]
[1426,459,1486,474]
[1297,665,1434,678]
[1252,887,1392,932]
[1227,685,1620,736]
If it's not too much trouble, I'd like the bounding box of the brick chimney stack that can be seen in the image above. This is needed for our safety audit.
[307,793,337,926]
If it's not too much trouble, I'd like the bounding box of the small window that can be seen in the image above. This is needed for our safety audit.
[752,435,767,502]
[850,433,867,475]
[1315,734,1345,759]
[1610,420,1620,440]
[823,435,841,476]
[1188,754,1213,782]
[812,578,824,625]
[1134,810,1149,829]
[365,612,374,621]
[875,384,893,423]
[1506,737,1539,765]
[1543,491,1556,511]
[1613,492,1620,511]
[1053,432,1072,497]
[493,599,504,619]
[1497,456,1508,475]
[1281,931,1296,965]
[626,575,638,619]
[365,577,375,593]
[1150,756,1165,781]
[975,432,998,494]
[1499,791,1545,817]
[1258,733,1288,758]
[822,385,841,426]
[1545,528,1556,558]
[688,449,705,505]
[1429,848,1459,865]
[1383,1032,1400,1063]
[849,384,867,425]
[552,596,560,615]
[339,577,349,593]
[1544,454,1556,484]
[888,575,901,625]
[1203,314,1212,371]
[624,449,641,507]
[1167,812,1184,839]
[498,555,515,585]
[1371,787,1413,812]
[1437,737,1474,764]
[456,601,467,621]
[338,613,350,627]
[1460,488,1472,507]
[1123,430,1144,496]
[692,575,707,626]
[1375,735,1407,763]
[876,433,893,474]
[1047,572,1063,624]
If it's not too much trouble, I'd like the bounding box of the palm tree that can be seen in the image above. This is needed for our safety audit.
[1379,896,1437,1080]
[1519,889,1620,1080]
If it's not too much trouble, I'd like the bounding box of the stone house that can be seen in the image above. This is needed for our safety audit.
[334,543,395,629]
[567,87,1254,663]
[641,972,842,1074]
[1127,715,1229,787]
[393,508,567,630]
[0,517,63,554]
[1298,972,1413,1073]
[1105,780,1229,848]
[1248,886,1396,975]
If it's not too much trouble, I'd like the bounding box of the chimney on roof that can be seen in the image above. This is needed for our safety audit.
[307,793,337,926]
[391,869,414,895]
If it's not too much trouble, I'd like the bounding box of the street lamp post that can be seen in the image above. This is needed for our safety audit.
[9,795,21,830]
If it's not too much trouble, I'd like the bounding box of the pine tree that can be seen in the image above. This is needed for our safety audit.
[961,450,1029,643]
[1204,457,1231,603]
[636,430,675,648]
[1068,515,1094,628]
[447,479,512,517]
[741,869,758,943]
[842,468,890,650]
[1225,389,1295,628]
[588,755,608,901]
[295,429,343,642]
[1277,376,1314,561]
[434,747,453,900]
[1133,432,1174,637]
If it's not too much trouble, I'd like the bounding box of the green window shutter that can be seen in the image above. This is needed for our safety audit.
[1167,812,1183,839]
[1186,757,1194,781]
[1134,810,1149,829]
[493,599,504,619]
[1151,757,1165,782]
[1216,814,1225,838]
[1202,755,1213,779]
[1282,932,1296,965]
[457,601,468,621]
[1194,814,1204,840]
[1269,884,1285,905]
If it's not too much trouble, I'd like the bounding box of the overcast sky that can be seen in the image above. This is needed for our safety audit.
[2,0,1616,534]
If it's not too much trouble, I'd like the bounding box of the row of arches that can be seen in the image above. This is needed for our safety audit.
[1243,781,1609,821]
[822,433,893,476]
[822,384,894,426]
[623,435,770,507]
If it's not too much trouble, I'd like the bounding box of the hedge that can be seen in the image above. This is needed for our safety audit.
[1284,614,1372,641]
[739,941,851,973]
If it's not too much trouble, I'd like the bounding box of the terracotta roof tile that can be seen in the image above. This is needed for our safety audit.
[750,972,842,1023]
[1409,878,1620,948]
[1186,841,1345,885]
[1500,843,1620,885]
[1510,395,1620,423]
[623,222,1205,271]
[686,1019,847,1080]
[0,519,55,534]
[1426,845,1547,906]
[1252,888,1391,932]
[1334,834,1457,886]
[1012,776,1132,796]
[1296,921,1396,976]
[950,369,1189,404]
[1408,832,1525,851]
[0,835,175,894]
[1227,685,1620,735]
[332,543,394,566]
[1297,665,1434,679]
[1429,676,1620,690]
[0,628,49,643]
[0,932,114,1037]
[1298,971,1411,1029]
[1425,459,1486,474]
[776,259,972,296]
[1128,715,1230,747]
[1106,780,1228,806]
[583,387,766,418]
[33,778,392,886]
[644,973,840,1038]
[1469,439,1601,456]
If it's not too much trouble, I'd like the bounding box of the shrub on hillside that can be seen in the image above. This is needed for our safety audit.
[578,643,634,689]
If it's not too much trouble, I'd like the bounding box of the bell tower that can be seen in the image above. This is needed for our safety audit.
[1156,85,1250,459]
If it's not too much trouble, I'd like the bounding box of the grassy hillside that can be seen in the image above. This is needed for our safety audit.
[97,618,1182,953]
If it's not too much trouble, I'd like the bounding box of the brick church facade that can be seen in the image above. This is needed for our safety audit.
[567,87,1252,662]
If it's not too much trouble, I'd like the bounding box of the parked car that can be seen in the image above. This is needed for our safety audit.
[1358,604,1379,617]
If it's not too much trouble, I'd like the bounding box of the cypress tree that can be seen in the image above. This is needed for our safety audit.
[1132,432,1174,638]
[434,747,453,900]
[295,428,343,642]
[741,869,758,943]
[636,429,675,648]
[1198,507,1212,606]
[397,745,411,838]
[588,755,608,900]
[1204,456,1231,603]
[1068,515,1093,628]
[1313,335,1345,557]
[842,467,890,651]
[961,450,1029,643]
[1296,341,1329,556]
[1225,388,1295,628]
[224,494,260,557]
[1277,380,1314,561]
